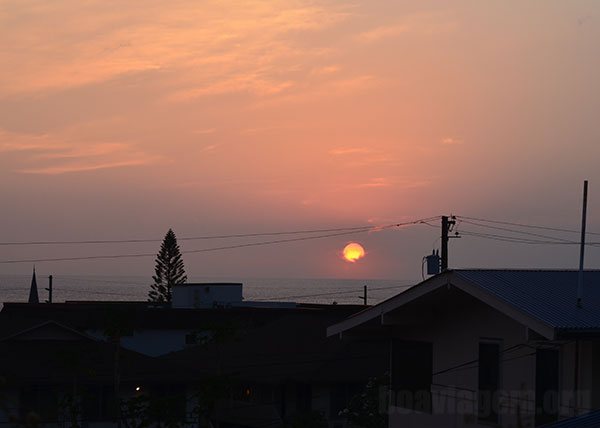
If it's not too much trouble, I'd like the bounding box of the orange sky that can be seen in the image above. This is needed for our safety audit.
[1,1,599,279]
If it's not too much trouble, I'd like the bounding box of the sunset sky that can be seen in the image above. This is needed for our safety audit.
[1,1,599,280]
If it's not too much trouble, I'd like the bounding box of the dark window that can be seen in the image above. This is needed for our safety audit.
[19,386,59,422]
[296,383,312,413]
[82,386,101,421]
[535,348,559,426]
[101,385,117,420]
[391,340,433,413]
[478,342,500,424]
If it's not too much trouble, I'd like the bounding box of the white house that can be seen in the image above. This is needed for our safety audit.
[327,269,600,428]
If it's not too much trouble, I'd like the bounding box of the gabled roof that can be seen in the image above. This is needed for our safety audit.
[327,269,600,340]
[455,270,600,333]
[0,320,98,342]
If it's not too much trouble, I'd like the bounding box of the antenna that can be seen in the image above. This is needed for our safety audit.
[577,180,588,308]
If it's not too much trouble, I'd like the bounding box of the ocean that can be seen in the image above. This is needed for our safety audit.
[0,274,417,306]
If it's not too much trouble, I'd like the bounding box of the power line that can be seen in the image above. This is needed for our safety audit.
[256,284,414,301]
[1,283,412,301]
[454,216,600,247]
[0,217,438,264]
[456,215,600,237]
[459,230,600,247]
[0,218,440,247]
[457,219,577,243]
[52,275,150,286]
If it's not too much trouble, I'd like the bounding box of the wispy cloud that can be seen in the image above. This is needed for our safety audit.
[355,177,391,188]
[329,147,373,156]
[353,177,430,190]
[357,25,409,44]
[0,1,351,97]
[0,130,68,153]
[193,128,217,135]
[309,65,340,76]
[19,157,159,175]
[36,143,130,159]
[0,128,159,175]
[441,137,463,145]
[199,144,219,153]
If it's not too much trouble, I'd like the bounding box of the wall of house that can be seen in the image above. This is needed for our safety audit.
[559,340,599,418]
[87,329,199,356]
[0,391,19,424]
[387,291,537,428]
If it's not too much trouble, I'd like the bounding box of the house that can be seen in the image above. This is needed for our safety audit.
[327,269,600,428]
[0,318,159,427]
[162,306,389,427]
[0,284,388,427]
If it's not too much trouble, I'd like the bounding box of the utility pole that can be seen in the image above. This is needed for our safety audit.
[360,285,368,306]
[45,275,53,304]
[441,216,456,271]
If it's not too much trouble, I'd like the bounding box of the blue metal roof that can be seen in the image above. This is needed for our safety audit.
[541,409,600,427]
[453,270,600,332]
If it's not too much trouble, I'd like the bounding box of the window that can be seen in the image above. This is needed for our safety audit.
[296,383,312,413]
[19,386,59,422]
[478,342,500,424]
[535,348,559,426]
[391,340,433,413]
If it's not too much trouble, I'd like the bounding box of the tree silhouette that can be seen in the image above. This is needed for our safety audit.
[148,229,187,302]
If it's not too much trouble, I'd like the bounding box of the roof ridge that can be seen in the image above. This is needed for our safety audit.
[452,268,600,272]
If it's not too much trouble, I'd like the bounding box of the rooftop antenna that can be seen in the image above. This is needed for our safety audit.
[577,180,589,308]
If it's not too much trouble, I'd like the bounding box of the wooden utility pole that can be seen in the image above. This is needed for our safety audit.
[441,216,456,271]
[45,275,53,304]
[358,285,368,305]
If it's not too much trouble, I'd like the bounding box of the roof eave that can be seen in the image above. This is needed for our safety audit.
[327,270,557,340]
[326,274,450,337]
[451,273,556,340]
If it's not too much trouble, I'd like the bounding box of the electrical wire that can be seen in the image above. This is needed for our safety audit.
[457,219,579,243]
[0,217,441,247]
[255,284,414,301]
[0,217,439,264]
[456,215,600,237]
[1,284,411,302]
[459,230,600,247]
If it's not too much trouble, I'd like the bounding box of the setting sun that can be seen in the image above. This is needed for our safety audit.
[342,242,366,263]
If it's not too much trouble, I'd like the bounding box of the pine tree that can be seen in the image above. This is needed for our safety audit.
[148,229,187,302]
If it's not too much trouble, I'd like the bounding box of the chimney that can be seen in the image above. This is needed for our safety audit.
[28,267,39,304]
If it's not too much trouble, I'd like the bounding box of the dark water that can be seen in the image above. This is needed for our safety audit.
[0,274,416,306]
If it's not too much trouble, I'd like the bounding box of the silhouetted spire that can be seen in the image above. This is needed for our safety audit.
[28,267,39,304]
